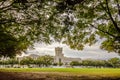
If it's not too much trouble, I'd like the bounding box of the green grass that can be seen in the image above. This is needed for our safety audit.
[0,68,120,77]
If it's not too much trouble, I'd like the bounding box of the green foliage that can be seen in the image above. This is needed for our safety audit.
[7,58,19,65]
[82,60,94,66]
[0,55,53,67]
[79,58,120,68]
[70,61,81,66]
[69,59,119,68]
[100,39,115,52]
[108,57,120,68]
[0,57,120,68]
[53,63,58,66]
[0,0,60,57]
[58,62,63,66]
[35,57,43,67]
[0,0,120,57]
[55,0,120,54]
[0,31,18,57]
[20,57,34,66]
[36,55,54,67]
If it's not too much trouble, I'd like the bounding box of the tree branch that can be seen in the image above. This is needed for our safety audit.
[90,24,116,37]
[90,24,120,41]
[105,0,120,33]
[116,0,120,16]
[98,0,120,33]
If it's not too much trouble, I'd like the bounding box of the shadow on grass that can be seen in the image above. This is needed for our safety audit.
[0,72,120,80]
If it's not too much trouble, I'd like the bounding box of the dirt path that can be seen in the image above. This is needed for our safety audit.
[0,72,120,80]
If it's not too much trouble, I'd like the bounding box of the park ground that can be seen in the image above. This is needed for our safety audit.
[0,68,120,80]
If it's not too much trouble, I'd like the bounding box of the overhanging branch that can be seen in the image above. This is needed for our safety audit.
[90,24,120,41]
[90,24,116,38]
[115,0,120,16]
[105,0,120,33]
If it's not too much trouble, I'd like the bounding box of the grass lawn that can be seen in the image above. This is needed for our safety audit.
[0,68,120,77]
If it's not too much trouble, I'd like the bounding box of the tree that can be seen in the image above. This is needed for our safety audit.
[108,57,120,68]
[0,0,60,57]
[35,57,43,67]
[70,61,81,66]
[52,62,58,66]
[90,60,106,67]
[58,62,63,66]
[80,59,109,67]
[20,57,34,67]
[82,60,95,66]
[7,58,19,67]
[38,55,54,67]
[1,0,120,57]
[35,55,54,67]
[54,0,120,54]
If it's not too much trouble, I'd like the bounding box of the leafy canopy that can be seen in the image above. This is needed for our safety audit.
[0,0,120,57]
[0,0,59,57]
[54,0,120,54]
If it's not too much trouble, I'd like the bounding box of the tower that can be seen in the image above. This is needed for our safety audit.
[55,47,62,57]
[54,47,64,64]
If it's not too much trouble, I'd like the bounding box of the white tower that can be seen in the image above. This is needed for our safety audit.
[54,47,64,64]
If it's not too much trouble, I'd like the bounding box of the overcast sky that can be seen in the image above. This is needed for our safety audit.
[25,42,120,60]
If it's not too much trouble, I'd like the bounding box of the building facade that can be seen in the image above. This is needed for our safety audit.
[54,47,81,64]
[17,47,81,65]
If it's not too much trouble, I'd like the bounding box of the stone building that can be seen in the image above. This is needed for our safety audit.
[54,47,64,63]
[54,47,81,64]
[17,47,81,65]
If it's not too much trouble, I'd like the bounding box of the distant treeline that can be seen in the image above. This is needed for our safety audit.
[70,57,120,68]
[0,55,54,68]
[0,56,120,68]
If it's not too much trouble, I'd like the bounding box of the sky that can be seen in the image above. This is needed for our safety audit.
[25,42,120,60]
